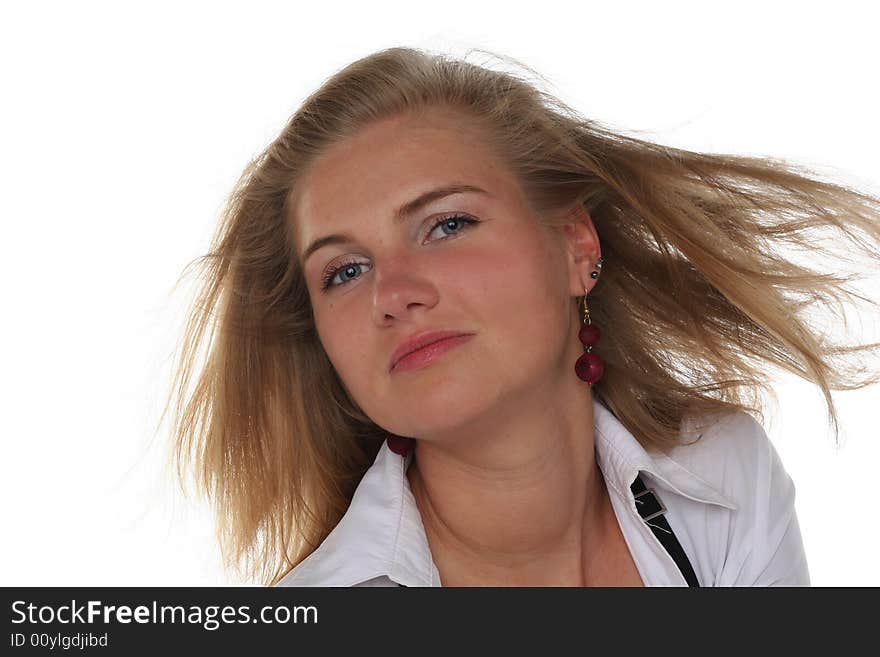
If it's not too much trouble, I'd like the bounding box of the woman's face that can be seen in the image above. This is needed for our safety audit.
[292,110,592,439]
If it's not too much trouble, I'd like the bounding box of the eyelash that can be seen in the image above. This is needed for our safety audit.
[319,213,478,292]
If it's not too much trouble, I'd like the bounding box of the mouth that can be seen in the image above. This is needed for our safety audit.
[390,333,475,374]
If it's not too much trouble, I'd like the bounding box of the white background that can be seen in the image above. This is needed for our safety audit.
[2,1,878,586]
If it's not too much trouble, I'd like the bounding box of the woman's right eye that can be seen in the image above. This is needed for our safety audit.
[320,260,372,291]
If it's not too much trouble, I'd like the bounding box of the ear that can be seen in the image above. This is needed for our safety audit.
[560,204,602,296]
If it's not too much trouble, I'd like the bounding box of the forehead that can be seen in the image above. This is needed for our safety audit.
[292,112,513,241]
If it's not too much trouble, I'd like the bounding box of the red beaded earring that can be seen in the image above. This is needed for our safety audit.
[386,433,415,456]
[574,258,604,387]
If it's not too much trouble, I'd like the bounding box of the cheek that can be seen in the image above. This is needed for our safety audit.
[452,230,570,349]
[313,304,367,383]
[484,227,565,300]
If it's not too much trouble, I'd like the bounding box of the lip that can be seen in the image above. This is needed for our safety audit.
[389,330,475,373]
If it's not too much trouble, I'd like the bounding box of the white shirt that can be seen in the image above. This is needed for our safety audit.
[278,398,810,587]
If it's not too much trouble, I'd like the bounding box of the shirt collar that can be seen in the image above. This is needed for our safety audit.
[280,438,439,587]
[281,397,736,587]
[591,399,737,511]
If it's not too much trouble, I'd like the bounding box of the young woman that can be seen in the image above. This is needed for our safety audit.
[163,47,880,586]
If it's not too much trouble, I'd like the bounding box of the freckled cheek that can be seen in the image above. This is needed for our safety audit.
[463,240,564,341]
[313,307,366,379]
[443,244,546,314]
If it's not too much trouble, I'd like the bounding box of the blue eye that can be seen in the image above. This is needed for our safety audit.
[320,261,370,291]
[319,213,478,292]
[427,215,475,240]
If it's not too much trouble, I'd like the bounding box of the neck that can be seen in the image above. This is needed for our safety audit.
[406,382,611,586]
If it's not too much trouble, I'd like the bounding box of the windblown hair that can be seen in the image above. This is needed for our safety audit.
[161,47,880,585]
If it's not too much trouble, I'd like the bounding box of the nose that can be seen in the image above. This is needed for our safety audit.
[371,258,439,325]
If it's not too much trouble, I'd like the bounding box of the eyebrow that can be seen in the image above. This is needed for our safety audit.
[299,183,489,264]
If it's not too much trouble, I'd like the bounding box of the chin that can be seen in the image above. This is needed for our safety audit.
[387,398,491,441]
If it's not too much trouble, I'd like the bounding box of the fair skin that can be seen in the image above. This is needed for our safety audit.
[291,109,643,586]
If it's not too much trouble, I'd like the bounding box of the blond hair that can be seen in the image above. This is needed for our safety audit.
[160,47,880,585]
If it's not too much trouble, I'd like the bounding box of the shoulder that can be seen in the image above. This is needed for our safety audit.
[666,410,781,503]
[656,409,810,585]
[658,409,795,524]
